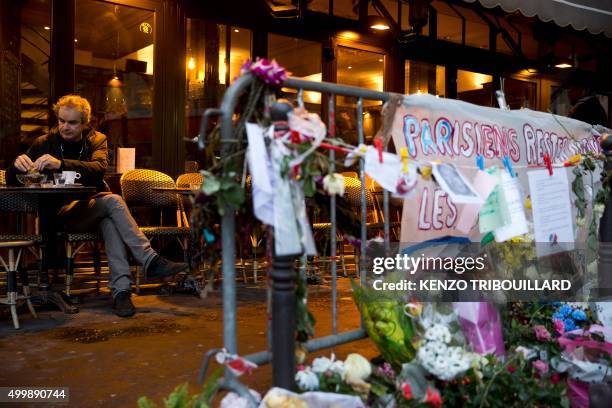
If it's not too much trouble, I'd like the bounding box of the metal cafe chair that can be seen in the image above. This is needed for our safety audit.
[0,170,39,328]
[120,169,190,292]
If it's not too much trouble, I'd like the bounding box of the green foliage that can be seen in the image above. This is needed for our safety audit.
[438,356,568,408]
[137,368,223,408]
[201,171,245,216]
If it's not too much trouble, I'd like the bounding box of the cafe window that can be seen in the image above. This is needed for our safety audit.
[184,20,252,156]
[405,60,445,96]
[269,34,322,113]
[457,69,493,107]
[336,47,384,145]
[75,0,155,169]
[1,0,52,168]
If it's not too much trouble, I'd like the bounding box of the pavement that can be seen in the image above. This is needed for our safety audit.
[0,278,377,407]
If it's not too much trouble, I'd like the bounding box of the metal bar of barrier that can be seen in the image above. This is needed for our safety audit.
[357,97,367,290]
[244,328,368,366]
[329,94,338,335]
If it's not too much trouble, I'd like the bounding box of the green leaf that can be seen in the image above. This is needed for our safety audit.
[202,177,221,195]
[137,397,158,408]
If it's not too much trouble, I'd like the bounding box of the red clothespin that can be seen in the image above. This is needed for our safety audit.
[374,138,383,163]
[543,153,553,176]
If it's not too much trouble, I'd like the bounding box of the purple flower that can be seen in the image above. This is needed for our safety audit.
[240,58,287,86]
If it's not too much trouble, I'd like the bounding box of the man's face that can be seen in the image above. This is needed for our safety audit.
[57,106,85,141]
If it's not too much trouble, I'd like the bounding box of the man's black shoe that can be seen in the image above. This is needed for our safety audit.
[146,256,188,279]
[113,291,135,317]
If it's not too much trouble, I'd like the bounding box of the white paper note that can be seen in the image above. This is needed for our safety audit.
[527,169,574,256]
[116,148,135,174]
[493,172,529,242]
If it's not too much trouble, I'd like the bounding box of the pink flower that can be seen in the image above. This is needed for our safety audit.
[507,365,516,373]
[402,383,413,400]
[553,319,565,335]
[533,360,549,376]
[424,387,442,408]
[534,325,552,342]
[240,58,287,86]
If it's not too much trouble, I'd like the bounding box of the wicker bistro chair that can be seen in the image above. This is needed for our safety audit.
[120,169,190,292]
[62,231,103,298]
[0,188,41,328]
[176,172,203,227]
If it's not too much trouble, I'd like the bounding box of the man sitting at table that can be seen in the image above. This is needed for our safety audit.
[5,94,188,317]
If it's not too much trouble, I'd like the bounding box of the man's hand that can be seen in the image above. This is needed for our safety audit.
[34,154,62,171]
[14,154,34,172]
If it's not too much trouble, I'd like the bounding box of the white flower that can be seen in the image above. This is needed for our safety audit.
[515,346,537,360]
[311,355,333,374]
[576,217,586,228]
[424,324,452,344]
[343,353,371,385]
[594,203,605,217]
[418,341,471,381]
[220,389,261,408]
[295,368,319,391]
[329,360,346,376]
[323,173,345,196]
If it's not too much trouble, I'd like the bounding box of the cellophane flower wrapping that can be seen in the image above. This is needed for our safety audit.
[452,302,506,357]
[351,280,416,369]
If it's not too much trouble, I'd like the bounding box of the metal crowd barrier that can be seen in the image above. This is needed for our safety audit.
[198,74,396,390]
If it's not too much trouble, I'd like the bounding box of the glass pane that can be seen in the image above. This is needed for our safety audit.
[185,20,252,162]
[5,0,51,167]
[457,69,493,107]
[75,0,155,169]
[336,47,384,145]
[309,0,329,14]
[334,0,358,20]
[504,77,536,109]
[269,34,322,113]
[405,60,445,96]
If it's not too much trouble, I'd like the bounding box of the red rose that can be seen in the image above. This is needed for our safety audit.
[425,387,442,408]
[402,383,413,400]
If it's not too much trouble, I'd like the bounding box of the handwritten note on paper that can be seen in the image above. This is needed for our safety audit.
[455,169,498,234]
[493,172,529,242]
[479,168,508,233]
[116,148,135,174]
[527,169,574,256]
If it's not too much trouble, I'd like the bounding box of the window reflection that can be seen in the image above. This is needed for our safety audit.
[75,0,154,169]
[337,47,384,145]
[405,60,445,96]
[457,69,493,107]
[184,20,252,163]
[269,34,322,113]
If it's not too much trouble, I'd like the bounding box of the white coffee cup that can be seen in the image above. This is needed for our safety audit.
[62,171,81,185]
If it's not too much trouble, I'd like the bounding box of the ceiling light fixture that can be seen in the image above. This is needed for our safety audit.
[44,26,50,30]
[378,58,383,62]
[367,15,391,31]
[348,66,352,70]
[234,29,239,33]
[555,62,572,69]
